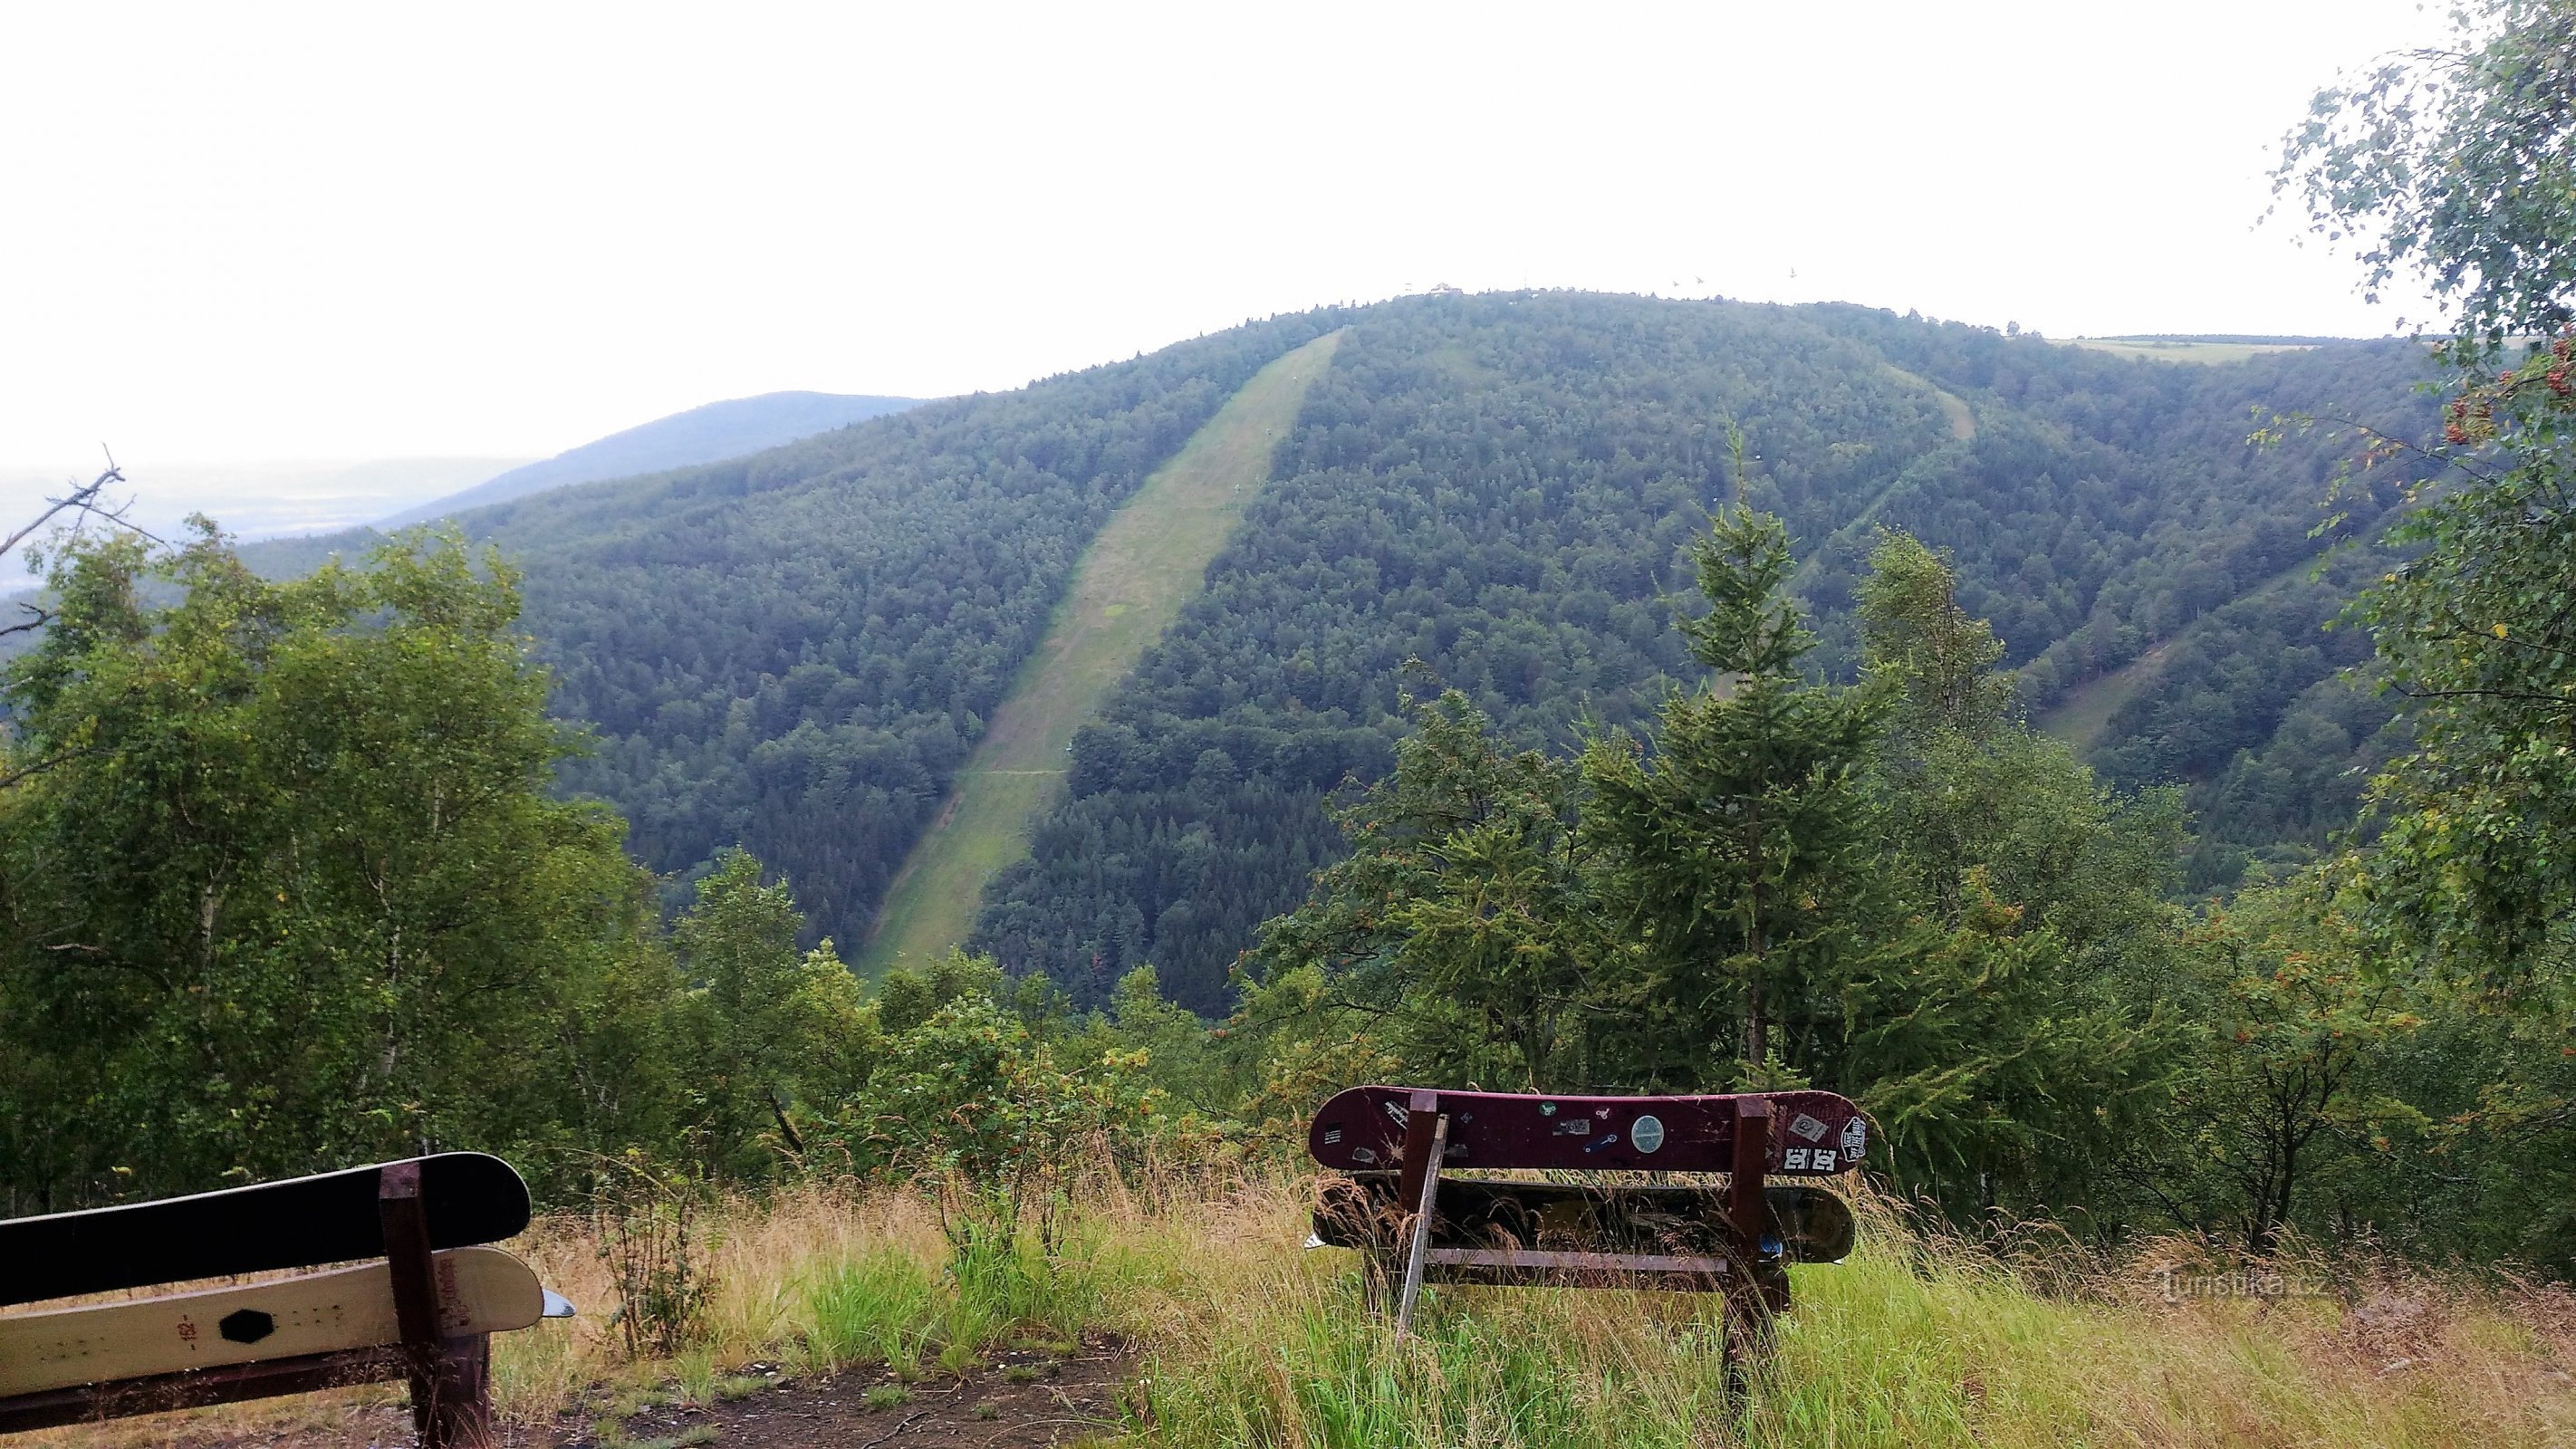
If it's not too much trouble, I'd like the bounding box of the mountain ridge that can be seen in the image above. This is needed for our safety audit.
[377,390,921,526]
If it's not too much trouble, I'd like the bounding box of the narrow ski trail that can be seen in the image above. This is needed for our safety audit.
[857,330,1344,974]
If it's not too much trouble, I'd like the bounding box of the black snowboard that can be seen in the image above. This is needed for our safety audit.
[1313,1175,1858,1263]
[0,1153,530,1308]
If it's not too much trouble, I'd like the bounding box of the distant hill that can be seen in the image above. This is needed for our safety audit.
[377,391,920,526]
[2060,338,2330,365]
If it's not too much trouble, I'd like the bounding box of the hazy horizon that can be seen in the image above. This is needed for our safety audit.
[0,293,2410,581]
[4,1,2455,504]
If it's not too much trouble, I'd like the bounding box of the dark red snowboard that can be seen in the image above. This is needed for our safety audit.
[1312,1176,1860,1262]
[1305,1085,1869,1176]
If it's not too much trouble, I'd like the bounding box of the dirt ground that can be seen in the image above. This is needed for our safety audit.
[573,1338,1137,1449]
[113,1337,1138,1449]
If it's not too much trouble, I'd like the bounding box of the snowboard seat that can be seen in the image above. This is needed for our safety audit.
[0,1153,553,1446]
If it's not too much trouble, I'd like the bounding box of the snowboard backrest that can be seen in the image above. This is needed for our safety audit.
[0,1152,530,1308]
[0,1153,536,1444]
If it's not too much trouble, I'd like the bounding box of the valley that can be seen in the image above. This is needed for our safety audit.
[13,293,2562,1449]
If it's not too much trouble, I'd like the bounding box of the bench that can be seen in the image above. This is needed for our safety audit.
[0,1153,567,1446]
[1307,1086,1867,1369]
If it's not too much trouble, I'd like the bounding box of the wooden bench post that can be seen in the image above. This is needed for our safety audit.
[1721,1096,1775,1394]
[380,1162,493,1449]
[1390,1091,1448,1340]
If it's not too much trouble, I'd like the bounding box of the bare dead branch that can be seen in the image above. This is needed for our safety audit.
[0,600,53,641]
[0,452,168,567]
[0,462,120,562]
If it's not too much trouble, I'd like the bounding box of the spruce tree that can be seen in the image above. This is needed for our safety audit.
[1580,501,1888,1087]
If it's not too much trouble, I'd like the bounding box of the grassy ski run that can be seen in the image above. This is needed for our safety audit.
[858,330,1344,974]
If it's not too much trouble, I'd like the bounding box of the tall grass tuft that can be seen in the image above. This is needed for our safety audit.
[798,1247,937,1373]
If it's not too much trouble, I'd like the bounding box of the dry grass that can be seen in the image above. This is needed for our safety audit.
[16,1170,2575,1447]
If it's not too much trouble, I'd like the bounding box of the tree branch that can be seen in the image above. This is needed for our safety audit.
[0,745,109,792]
[0,457,159,563]
[2392,685,2576,709]
[0,601,53,641]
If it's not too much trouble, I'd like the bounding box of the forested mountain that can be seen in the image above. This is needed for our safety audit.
[273,313,1355,943]
[971,296,2437,1010]
[378,390,921,526]
[233,293,2433,1011]
[1793,307,2437,887]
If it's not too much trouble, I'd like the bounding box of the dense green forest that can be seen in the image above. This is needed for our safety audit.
[975,298,2438,1010]
[12,494,2562,1265]
[226,297,2433,1002]
[270,312,1351,943]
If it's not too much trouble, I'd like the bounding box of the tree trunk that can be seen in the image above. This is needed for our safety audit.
[1742,974,1766,1069]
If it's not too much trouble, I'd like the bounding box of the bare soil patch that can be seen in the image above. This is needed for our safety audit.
[94,1337,1136,1449]
[575,1337,1136,1449]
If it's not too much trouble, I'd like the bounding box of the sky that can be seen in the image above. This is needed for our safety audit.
[0,0,2454,491]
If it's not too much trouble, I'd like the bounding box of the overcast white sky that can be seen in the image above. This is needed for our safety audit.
[1,0,2452,481]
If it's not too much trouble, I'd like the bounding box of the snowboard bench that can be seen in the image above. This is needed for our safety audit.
[1307,1086,1869,1359]
[0,1153,562,1446]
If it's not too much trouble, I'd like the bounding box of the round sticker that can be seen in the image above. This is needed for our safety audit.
[1630,1114,1666,1155]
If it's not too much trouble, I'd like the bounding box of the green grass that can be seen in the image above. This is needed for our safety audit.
[1108,1186,2575,1448]
[173,1175,2554,1449]
[798,1247,939,1370]
[2059,339,2321,365]
[1885,363,1977,443]
[197,1177,2562,1448]
[2035,643,2170,751]
[613,1428,717,1449]
[858,330,1344,974]
[788,1224,1098,1380]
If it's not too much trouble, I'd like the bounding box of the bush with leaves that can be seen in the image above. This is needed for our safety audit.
[847,993,1165,1248]
[2279,0,2576,984]
[670,850,873,1181]
[591,1149,716,1358]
